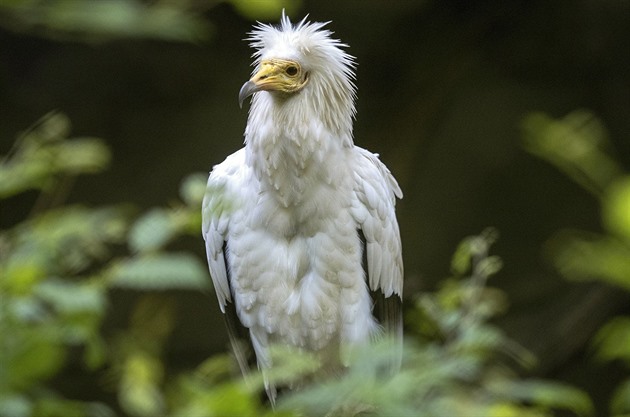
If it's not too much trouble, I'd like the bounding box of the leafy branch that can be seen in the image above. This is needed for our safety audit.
[523,110,630,417]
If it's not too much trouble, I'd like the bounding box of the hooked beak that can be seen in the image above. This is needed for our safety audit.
[238,80,260,109]
[238,59,308,108]
[238,61,279,108]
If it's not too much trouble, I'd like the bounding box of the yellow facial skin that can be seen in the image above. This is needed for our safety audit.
[239,59,309,107]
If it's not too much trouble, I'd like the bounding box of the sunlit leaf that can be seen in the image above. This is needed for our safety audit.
[179,173,207,208]
[5,297,48,324]
[267,345,320,384]
[10,206,127,276]
[194,355,234,383]
[0,159,51,197]
[592,316,630,365]
[603,176,630,241]
[0,112,112,198]
[490,379,594,417]
[35,279,106,315]
[0,0,211,42]
[228,0,302,20]
[2,259,46,295]
[53,138,111,174]
[119,352,164,417]
[487,403,545,417]
[202,382,261,417]
[522,111,622,196]
[109,253,210,290]
[450,237,475,276]
[550,232,630,291]
[0,393,32,417]
[451,324,504,356]
[450,228,498,276]
[5,328,66,390]
[34,111,72,142]
[128,208,175,253]
[474,255,503,278]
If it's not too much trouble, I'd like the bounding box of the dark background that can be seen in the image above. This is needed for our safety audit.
[1,0,629,411]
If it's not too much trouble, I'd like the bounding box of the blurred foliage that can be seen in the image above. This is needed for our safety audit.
[275,228,593,417]
[0,0,300,42]
[0,112,110,199]
[523,110,630,417]
[0,112,209,417]
[229,0,301,21]
[0,114,596,417]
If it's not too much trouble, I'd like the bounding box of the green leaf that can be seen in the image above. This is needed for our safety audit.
[2,259,46,295]
[9,206,127,276]
[603,177,630,241]
[0,113,111,198]
[550,232,630,291]
[267,345,321,384]
[34,111,72,142]
[0,159,50,197]
[611,378,630,415]
[4,328,66,390]
[490,379,594,417]
[53,138,111,174]
[450,237,475,276]
[486,403,542,417]
[452,324,504,356]
[128,208,175,253]
[119,352,164,417]
[592,316,630,365]
[450,228,498,276]
[0,393,32,417]
[35,279,106,315]
[522,110,622,196]
[109,253,210,290]
[84,334,108,370]
[179,173,207,208]
[474,255,503,278]
[228,0,302,20]
[33,396,113,417]
[0,0,211,42]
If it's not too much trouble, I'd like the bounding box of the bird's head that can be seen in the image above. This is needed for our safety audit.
[239,12,357,134]
[239,57,309,107]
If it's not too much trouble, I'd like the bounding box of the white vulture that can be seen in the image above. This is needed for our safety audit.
[202,13,403,403]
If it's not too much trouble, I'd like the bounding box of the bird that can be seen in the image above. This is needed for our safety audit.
[202,12,403,404]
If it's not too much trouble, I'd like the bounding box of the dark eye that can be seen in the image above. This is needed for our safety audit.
[286,66,298,76]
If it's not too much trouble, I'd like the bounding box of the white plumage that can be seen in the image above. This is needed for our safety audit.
[202,13,403,402]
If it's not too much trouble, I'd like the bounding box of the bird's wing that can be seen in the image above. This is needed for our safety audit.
[202,170,233,313]
[351,147,403,298]
[202,149,256,376]
[351,147,403,367]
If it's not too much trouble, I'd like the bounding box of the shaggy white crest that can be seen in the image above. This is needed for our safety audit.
[202,13,403,405]
[246,12,357,145]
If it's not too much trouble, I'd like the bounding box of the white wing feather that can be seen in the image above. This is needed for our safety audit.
[202,149,247,312]
[351,147,403,298]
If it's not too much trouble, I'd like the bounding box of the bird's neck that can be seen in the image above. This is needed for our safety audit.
[244,93,353,207]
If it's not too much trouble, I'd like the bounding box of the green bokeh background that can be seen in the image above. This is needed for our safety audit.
[1,0,629,413]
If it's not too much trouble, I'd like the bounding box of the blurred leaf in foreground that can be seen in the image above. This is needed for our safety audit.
[1,114,210,417]
[273,230,592,417]
[522,110,622,197]
[0,0,211,42]
[523,110,630,417]
[0,112,111,199]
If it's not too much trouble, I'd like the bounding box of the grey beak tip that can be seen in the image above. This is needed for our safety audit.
[238,80,257,110]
